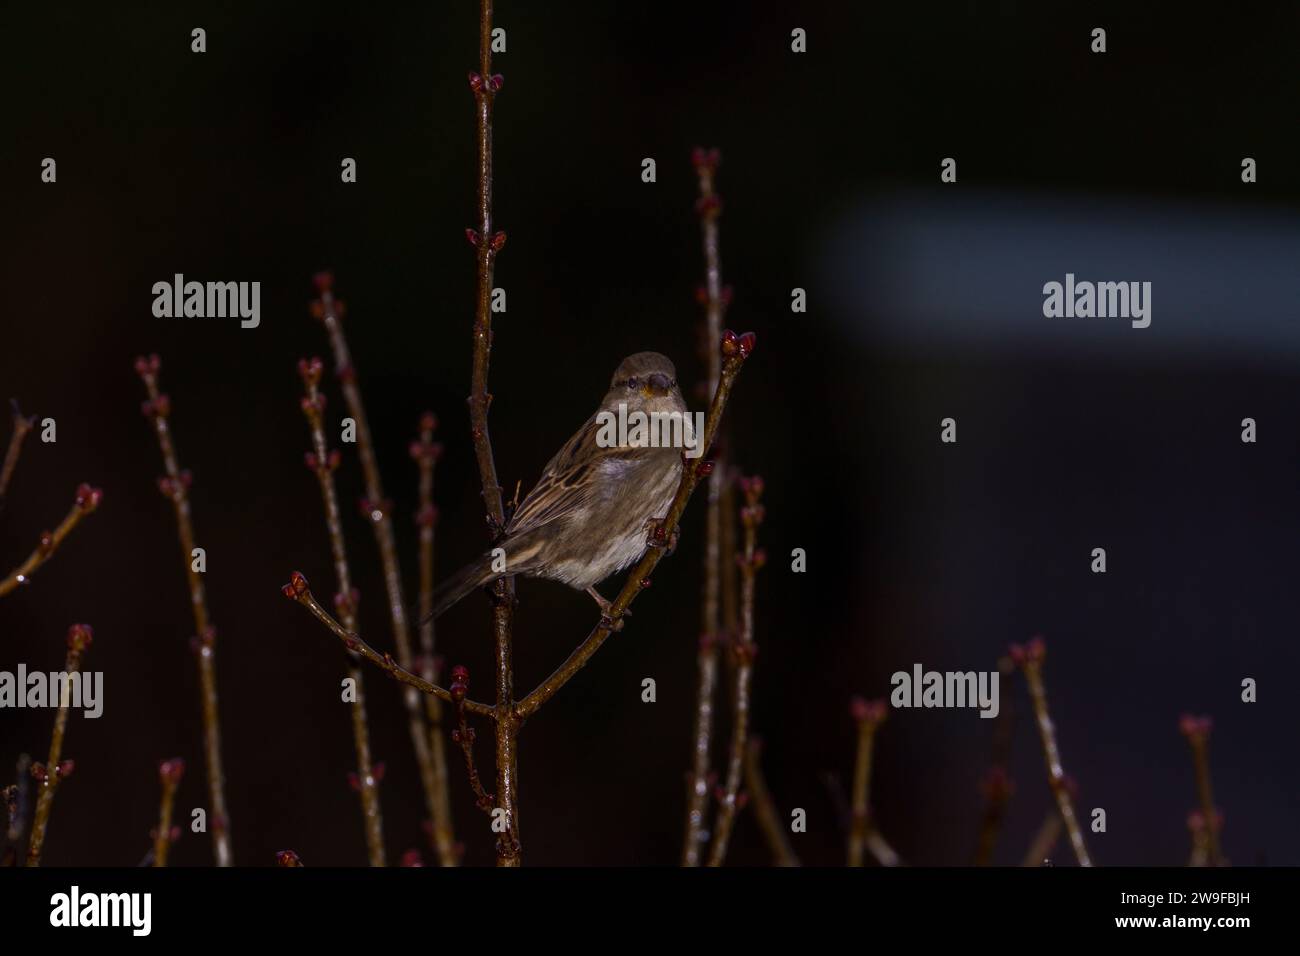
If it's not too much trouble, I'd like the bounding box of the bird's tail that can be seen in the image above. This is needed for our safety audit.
[421,555,499,625]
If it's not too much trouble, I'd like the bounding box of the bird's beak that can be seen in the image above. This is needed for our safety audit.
[642,372,672,397]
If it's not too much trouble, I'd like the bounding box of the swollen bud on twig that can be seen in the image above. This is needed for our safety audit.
[691,147,721,172]
[312,272,334,294]
[450,664,469,702]
[276,850,304,867]
[159,759,185,787]
[720,329,757,359]
[66,623,93,652]
[1008,635,1047,666]
[850,696,887,725]
[133,354,162,378]
[298,357,324,386]
[1179,713,1213,741]
[281,571,310,599]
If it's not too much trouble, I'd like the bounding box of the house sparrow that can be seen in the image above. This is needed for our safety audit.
[427,351,692,620]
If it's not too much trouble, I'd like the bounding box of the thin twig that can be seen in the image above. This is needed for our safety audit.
[683,145,730,866]
[449,666,495,815]
[974,655,1016,865]
[152,759,184,867]
[1,754,32,866]
[134,354,233,866]
[1180,714,1222,866]
[515,333,756,719]
[847,697,887,866]
[708,475,765,866]
[1010,637,1092,867]
[0,399,36,513]
[309,278,444,855]
[743,738,798,866]
[411,413,458,866]
[1186,811,1211,867]
[299,357,386,866]
[1022,811,1063,867]
[281,573,493,717]
[463,0,522,868]
[865,829,901,867]
[26,624,92,866]
[0,484,102,598]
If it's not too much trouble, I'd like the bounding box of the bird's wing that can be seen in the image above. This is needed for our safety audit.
[505,415,654,538]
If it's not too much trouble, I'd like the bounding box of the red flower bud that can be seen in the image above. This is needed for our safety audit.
[298,356,324,384]
[695,194,722,217]
[402,849,424,867]
[133,354,161,377]
[159,759,186,786]
[312,272,334,294]
[66,623,93,651]
[74,484,102,512]
[737,331,756,358]
[695,460,715,478]
[721,329,740,357]
[488,74,504,91]
[490,231,507,252]
[275,849,304,867]
[282,571,310,599]
[468,72,484,92]
[465,228,481,247]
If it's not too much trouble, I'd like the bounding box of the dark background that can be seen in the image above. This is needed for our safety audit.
[3,1,1298,866]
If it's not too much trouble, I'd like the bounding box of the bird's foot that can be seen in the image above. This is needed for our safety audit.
[644,517,679,554]
[586,586,627,631]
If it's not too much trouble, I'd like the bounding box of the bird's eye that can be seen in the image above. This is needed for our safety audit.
[626,377,639,390]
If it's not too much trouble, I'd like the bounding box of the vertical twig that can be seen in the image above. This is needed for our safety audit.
[152,759,184,867]
[465,0,521,868]
[847,697,887,866]
[308,278,443,852]
[0,484,102,597]
[135,354,233,866]
[1,754,32,866]
[1022,811,1064,867]
[1180,714,1222,866]
[299,357,387,866]
[1009,637,1092,867]
[974,655,1016,865]
[707,475,765,866]
[0,400,36,513]
[743,738,799,866]
[411,413,458,866]
[25,624,92,866]
[683,145,730,866]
